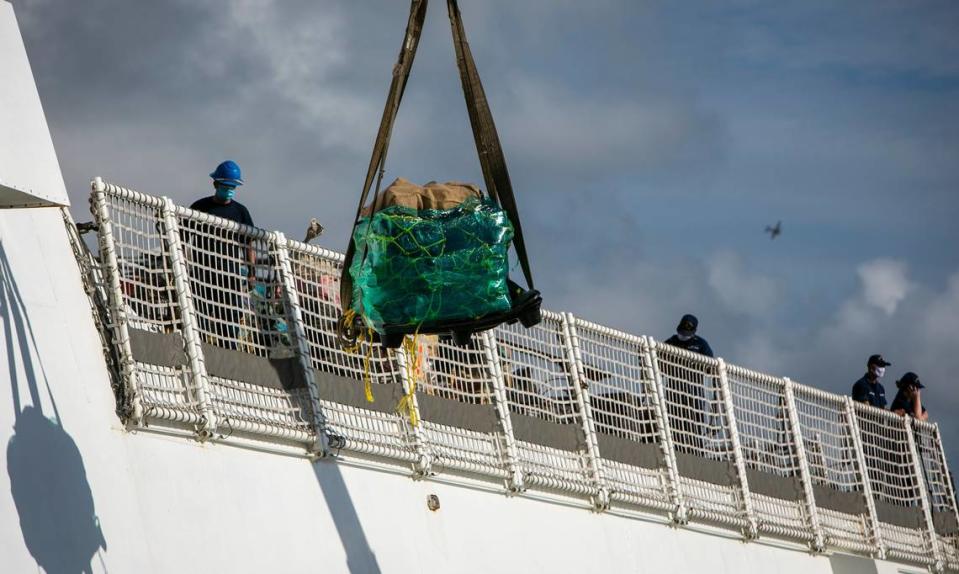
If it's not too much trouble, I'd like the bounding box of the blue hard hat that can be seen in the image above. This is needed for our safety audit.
[210,160,243,187]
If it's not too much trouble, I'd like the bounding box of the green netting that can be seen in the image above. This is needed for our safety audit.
[350,197,514,332]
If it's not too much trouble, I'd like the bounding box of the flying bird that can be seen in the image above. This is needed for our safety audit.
[765,221,782,240]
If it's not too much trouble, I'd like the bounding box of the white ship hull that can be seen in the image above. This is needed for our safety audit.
[0,207,917,574]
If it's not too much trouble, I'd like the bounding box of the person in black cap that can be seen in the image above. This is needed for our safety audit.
[851,354,891,408]
[890,372,928,421]
[664,314,714,357]
[662,314,714,454]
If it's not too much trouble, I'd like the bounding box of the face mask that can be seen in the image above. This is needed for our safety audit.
[677,332,694,342]
[872,366,885,379]
[215,186,236,201]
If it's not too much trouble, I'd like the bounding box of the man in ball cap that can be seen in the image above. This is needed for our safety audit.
[662,314,714,453]
[890,372,928,421]
[664,314,714,357]
[851,354,891,408]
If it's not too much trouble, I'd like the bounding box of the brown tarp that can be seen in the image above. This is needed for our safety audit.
[363,178,482,215]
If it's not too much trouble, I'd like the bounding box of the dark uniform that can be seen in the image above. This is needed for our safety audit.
[886,384,926,500]
[887,373,927,501]
[186,196,255,347]
[662,315,714,454]
[851,375,887,408]
[190,196,254,228]
[663,334,714,358]
[852,375,893,491]
[890,373,926,418]
[889,390,926,418]
[849,355,896,499]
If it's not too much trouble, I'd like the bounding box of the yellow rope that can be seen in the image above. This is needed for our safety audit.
[342,309,375,403]
[363,326,374,403]
[343,310,423,423]
[396,329,422,428]
[342,309,358,351]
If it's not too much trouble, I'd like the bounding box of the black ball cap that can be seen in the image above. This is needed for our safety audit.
[897,372,924,389]
[677,314,698,333]
[867,354,891,367]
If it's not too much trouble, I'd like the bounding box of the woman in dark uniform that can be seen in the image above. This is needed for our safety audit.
[890,372,928,421]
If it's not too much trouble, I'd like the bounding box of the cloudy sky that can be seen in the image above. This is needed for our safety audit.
[15,0,959,466]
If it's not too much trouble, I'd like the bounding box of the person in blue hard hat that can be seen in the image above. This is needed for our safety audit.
[889,372,928,421]
[185,160,257,348]
[851,354,891,409]
[662,314,714,454]
[191,160,254,230]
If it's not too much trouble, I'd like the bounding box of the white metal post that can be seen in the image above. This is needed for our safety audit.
[782,377,826,551]
[903,419,945,571]
[643,337,687,524]
[716,358,759,539]
[933,423,959,569]
[481,330,525,493]
[273,233,330,457]
[933,425,959,519]
[844,397,886,559]
[562,313,610,511]
[89,177,144,426]
[394,342,432,476]
[161,197,217,439]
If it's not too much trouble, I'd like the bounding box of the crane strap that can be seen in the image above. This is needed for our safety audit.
[339,0,535,314]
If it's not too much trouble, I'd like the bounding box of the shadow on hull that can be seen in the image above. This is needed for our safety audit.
[2,240,107,573]
[314,458,382,574]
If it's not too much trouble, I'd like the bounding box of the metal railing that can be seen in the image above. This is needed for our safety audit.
[86,179,958,571]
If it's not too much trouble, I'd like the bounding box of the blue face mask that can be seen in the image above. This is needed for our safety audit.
[215,185,236,201]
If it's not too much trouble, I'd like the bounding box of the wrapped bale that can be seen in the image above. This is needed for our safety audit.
[350,178,514,333]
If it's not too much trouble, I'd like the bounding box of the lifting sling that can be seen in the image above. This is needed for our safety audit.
[338,0,542,348]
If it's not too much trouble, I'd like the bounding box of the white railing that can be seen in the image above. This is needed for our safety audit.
[86,179,958,571]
